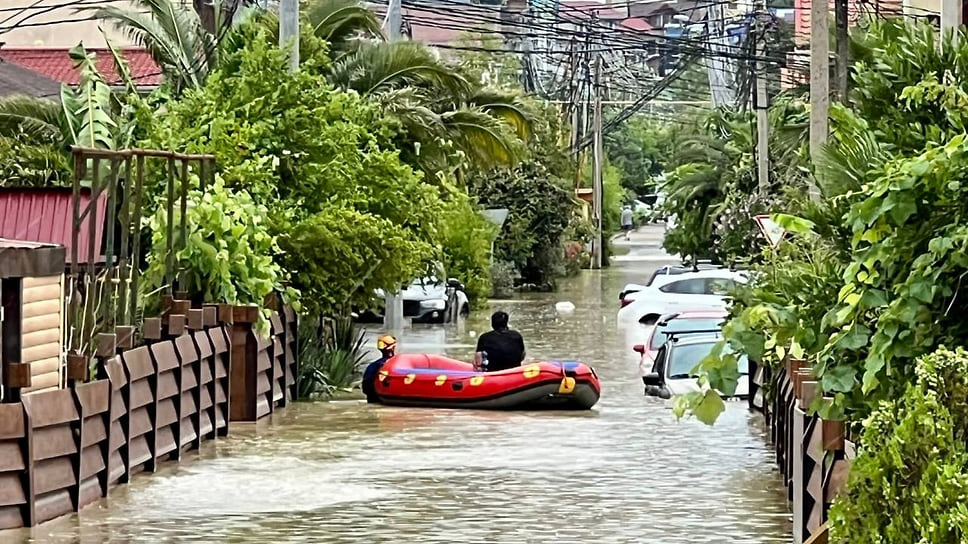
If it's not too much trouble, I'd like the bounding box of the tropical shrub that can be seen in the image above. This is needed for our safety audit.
[438,193,497,303]
[660,97,808,265]
[678,20,968,424]
[144,24,444,316]
[467,99,579,287]
[470,163,575,289]
[141,178,295,318]
[0,134,71,187]
[297,316,369,399]
[605,115,674,199]
[828,346,968,543]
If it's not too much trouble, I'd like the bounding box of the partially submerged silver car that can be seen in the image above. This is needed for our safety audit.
[642,330,750,400]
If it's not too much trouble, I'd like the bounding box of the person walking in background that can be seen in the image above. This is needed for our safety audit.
[621,205,635,240]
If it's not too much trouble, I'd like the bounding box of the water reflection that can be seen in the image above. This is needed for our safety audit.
[10,257,790,543]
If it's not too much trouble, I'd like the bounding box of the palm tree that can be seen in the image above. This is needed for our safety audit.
[0,95,62,142]
[85,0,217,93]
[305,0,383,56]
[324,39,531,173]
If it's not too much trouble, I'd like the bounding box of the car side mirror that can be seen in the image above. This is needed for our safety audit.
[643,372,662,386]
[632,344,646,354]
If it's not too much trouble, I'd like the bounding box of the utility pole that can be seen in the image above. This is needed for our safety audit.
[835,0,849,100]
[384,0,405,331]
[387,0,402,41]
[591,53,604,270]
[808,0,828,200]
[755,12,770,194]
[941,0,961,43]
[279,0,299,72]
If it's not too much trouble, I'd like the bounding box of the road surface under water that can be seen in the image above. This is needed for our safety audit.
[10,232,791,543]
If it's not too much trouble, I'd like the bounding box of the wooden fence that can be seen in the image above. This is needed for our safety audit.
[0,302,297,529]
[749,358,854,544]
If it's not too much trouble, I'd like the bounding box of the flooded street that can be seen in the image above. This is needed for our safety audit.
[12,228,791,543]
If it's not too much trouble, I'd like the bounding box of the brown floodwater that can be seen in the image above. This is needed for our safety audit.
[9,241,791,543]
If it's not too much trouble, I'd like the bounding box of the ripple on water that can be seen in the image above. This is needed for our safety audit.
[9,263,790,543]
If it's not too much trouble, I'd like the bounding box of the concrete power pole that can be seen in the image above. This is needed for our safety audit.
[835,0,849,100]
[808,0,828,200]
[942,0,962,42]
[755,13,770,194]
[591,53,604,270]
[384,0,405,331]
[279,0,299,72]
[387,0,402,41]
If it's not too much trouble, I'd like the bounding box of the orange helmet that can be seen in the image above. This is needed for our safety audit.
[377,335,397,352]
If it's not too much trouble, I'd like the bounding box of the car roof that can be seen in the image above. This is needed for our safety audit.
[657,310,728,324]
[670,333,722,346]
[650,269,746,286]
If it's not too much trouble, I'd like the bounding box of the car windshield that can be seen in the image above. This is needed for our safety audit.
[651,318,725,349]
[667,341,750,379]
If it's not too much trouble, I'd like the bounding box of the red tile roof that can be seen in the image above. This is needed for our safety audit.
[0,47,162,87]
[620,16,654,31]
[0,188,107,265]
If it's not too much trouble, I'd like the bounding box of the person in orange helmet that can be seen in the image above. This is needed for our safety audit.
[362,335,397,403]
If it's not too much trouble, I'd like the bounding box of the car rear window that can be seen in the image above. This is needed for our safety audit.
[666,343,750,380]
[650,318,725,349]
[667,342,715,379]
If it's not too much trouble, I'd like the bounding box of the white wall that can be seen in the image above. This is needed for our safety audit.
[0,0,137,48]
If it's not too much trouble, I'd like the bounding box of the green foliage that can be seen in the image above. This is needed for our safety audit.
[605,115,673,198]
[469,162,575,288]
[824,134,968,412]
[322,30,530,176]
[141,178,294,317]
[438,192,497,303]
[0,95,62,142]
[278,204,435,315]
[828,347,968,543]
[660,97,808,265]
[61,44,117,150]
[676,225,848,422]
[306,0,383,51]
[681,20,968,425]
[297,316,368,399]
[466,97,580,287]
[145,24,442,316]
[0,134,71,187]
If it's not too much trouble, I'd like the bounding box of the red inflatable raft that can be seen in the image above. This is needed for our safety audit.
[374,354,601,410]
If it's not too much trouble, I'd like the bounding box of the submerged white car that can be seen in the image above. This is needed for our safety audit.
[642,332,750,399]
[361,276,470,324]
[619,263,725,305]
[617,269,747,325]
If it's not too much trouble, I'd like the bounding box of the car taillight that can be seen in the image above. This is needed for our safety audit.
[620,298,633,308]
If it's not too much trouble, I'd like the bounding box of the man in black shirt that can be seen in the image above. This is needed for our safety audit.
[475,311,526,372]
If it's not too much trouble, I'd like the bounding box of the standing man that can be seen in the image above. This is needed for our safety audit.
[621,205,635,240]
[362,335,397,403]
[474,311,526,372]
